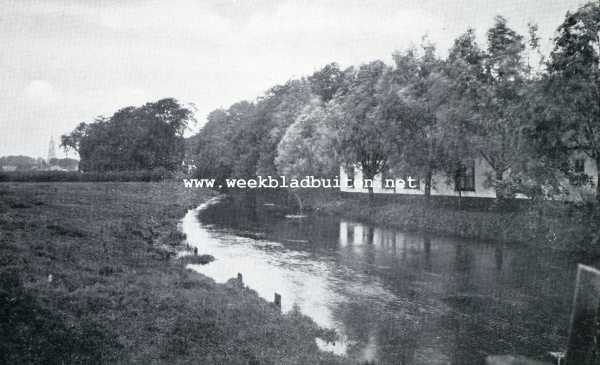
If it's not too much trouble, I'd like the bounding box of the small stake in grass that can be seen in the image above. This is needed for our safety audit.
[274,293,281,310]
[193,247,198,256]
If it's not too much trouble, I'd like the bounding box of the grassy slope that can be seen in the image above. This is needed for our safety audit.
[0,183,346,365]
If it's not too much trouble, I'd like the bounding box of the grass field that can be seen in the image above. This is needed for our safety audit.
[0,182,346,364]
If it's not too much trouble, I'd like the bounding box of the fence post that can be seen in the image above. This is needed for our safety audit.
[566,264,600,365]
[274,293,281,310]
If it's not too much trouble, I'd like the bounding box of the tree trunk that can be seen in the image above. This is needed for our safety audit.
[495,169,504,200]
[367,227,374,245]
[424,170,433,200]
[368,185,374,208]
[291,190,303,213]
[596,161,600,204]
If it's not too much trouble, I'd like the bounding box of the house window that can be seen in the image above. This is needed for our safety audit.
[455,160,475,192]
[345,165,355,189]
[574,158,585,174]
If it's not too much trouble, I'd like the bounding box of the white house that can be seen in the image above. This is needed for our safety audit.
[339,156,598,201]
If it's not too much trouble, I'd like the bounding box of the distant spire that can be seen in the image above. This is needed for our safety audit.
[48,137,56,162]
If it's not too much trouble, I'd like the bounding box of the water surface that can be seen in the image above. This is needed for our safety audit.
[181,195,596,364]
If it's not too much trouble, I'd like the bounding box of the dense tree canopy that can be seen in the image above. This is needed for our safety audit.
[275,98,338,179]
[529,2,600,200]
[62,98,194,173]
[57,2,600,203]
[187,3,600,203]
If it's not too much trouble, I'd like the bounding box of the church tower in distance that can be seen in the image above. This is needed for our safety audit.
[47,137,57,162]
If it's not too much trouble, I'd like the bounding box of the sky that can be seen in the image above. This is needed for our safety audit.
[0,0,589,158]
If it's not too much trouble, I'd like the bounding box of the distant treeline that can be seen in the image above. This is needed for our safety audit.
[0,156,78,171]
[0,169,172,182]
[187,3,600,203]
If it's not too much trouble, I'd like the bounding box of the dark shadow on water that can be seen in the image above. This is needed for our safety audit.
[189,194,599,365]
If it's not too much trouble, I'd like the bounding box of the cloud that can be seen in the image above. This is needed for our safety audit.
[24,80,58,107]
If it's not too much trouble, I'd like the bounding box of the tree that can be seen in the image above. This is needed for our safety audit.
[387,42,458,199]
[192,108,236,182]
[0,155,43,170]
[331,60,397,201]
[308,63,346,102]
[469,17,531,199]
[530,2,600,202]
[275,98,338,179]
[254,80,312,176]
[61,98,194,172]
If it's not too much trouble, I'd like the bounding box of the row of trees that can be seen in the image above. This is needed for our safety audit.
[192,2,600,202]
[62,98,195,172]
[0,156,78,171]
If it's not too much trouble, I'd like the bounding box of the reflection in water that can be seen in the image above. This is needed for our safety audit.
[181,196,596,364]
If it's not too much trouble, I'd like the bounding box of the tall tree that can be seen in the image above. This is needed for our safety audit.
[331,60,397,201]
[254,80,312,176]
[192,108,237,182]
[530,2,600,201]
[61,98,194,172]
[474,16,530,198]
[387,43,457,198]
[275,98,338,179]
[308,63,346,102]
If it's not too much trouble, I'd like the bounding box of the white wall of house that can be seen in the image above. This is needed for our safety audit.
[339,158,497,198]
[339,156,598,201]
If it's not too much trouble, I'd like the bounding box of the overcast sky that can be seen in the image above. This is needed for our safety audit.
[0,0,588,158]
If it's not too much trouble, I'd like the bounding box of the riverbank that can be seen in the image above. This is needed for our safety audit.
[301,191,600,254]
[0,182,346,364]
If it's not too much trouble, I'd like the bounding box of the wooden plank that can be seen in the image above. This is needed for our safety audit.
[565,264,600,364]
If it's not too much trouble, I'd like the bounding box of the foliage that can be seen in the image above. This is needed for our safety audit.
[329,61,397,197]
[192,80,313,181]
[529,1,600,201]
[62,98,194,173]
[387,43,457,197]
[308,62,346,102]
[473,17,531,197]
[275,98,338,179]
[0,155,46,170]
[187,3,600,204]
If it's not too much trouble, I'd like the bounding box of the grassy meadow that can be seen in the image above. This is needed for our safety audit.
[0,182,346,364]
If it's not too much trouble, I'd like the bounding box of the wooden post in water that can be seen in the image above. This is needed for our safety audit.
[565,264,600,365]
[274,293,281,310]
